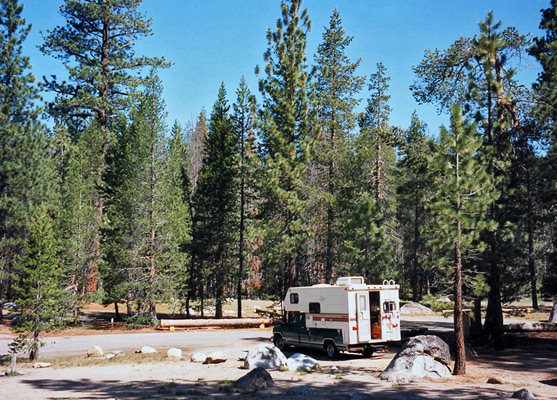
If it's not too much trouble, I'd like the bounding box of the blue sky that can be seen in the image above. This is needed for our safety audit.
[21,0,548,134]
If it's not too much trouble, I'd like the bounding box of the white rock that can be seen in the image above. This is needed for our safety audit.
[87,345,103,357]
[105,353,116,359]
[140,346,157,354]
[33,362,52,368]
[167,348,182,358]
[207,351,226,362]
[243,344,287,370]
[286,353,319,372]
[191,352,207,363]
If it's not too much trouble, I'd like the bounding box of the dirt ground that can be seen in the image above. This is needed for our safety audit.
[0,304,556,399]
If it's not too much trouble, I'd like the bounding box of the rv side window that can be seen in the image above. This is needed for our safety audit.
[290,293,299,304]
[309,302,320,314]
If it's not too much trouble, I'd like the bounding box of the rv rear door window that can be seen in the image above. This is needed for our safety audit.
[309,302,320,314]
[383,301,397,312]
[290,293,299,304]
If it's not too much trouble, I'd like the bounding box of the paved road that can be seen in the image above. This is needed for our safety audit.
[0,315,459,359]
[0,329,273,359]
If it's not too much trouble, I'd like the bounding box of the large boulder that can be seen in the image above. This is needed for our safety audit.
[512,388,535,400]
[286,353,319,372]
[379,335,452,383]
[243,344,287,370]
[400,302,434,315]
[233,367,275,392]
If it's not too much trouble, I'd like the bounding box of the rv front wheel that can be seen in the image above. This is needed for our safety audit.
[325,341,339,358]
[273,334,287,350]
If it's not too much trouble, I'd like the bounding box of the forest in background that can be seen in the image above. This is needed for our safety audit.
[1,0,556,372]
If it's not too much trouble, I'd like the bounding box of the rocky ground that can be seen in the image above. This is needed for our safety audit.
[0,304,556,399]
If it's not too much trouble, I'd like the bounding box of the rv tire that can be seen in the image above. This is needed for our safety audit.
[325,341,339,358]
[362,346,373,357]
[273,334,287,350]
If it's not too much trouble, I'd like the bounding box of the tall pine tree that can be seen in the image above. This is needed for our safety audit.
[41,0,167,292]
[312,9,365,283]
[191,83,238,319]
[428,105,496,375]
[256,0,317,297]
[0,0,58,319]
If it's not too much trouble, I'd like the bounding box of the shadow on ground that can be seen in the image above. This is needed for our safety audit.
[22,376,522,400]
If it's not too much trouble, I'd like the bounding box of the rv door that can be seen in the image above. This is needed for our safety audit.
[356,292,371,342]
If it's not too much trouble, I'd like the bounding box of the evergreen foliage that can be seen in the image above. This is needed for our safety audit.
[428,105,496,375]
[0,0,58,320]
[191,83,239,319]
[255,0,317,297]
[312,9,365,283]
[396,112,433,300]
[12,206,68,360]
[103,70,173,324]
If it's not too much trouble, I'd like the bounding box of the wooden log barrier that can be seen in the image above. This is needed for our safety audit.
[160,318,272,329]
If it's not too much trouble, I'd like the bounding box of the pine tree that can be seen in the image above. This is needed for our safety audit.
[351,63,398,277]
[428,105,496,375]
[191,83,238,319]
[103,70,169,324]
[163,121,192,313]
[312,9,365,283]
[0,0,58,319]
[530,0,557,301]
[233,76,254,317]
[256,0,317,297]
[12,206,68,360]
[41,0,168,292]
[411,12,531,347]
[396,112,433,300]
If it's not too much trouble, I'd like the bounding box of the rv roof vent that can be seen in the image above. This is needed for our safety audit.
[312,283,332,287]
[336,276,364,286]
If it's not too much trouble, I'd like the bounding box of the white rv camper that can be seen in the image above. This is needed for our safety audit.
[272,276,401,357]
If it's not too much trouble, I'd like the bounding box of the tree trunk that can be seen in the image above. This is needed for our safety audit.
[453,154,465,375]
[114,302,121,321]
[471,298,483,340]
[526,161,538,309]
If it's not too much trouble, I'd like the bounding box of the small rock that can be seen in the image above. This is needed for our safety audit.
[233,367,275,392]
[191,352,207,363]
[105,353,116,360]
[167,348,182,358]
[512,388,535,400]
[0,371,5,377]
[328,365,339,372]
[87,345,103,357]
[140,346,157,354]
[286,385,314,396]
[33,362,52,368]
[487,376,505,384]
[206,350,226,363]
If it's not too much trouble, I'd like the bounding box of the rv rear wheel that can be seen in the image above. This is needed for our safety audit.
[362,346,373,357]
[325,341,339,358]
[273,334,287,350]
